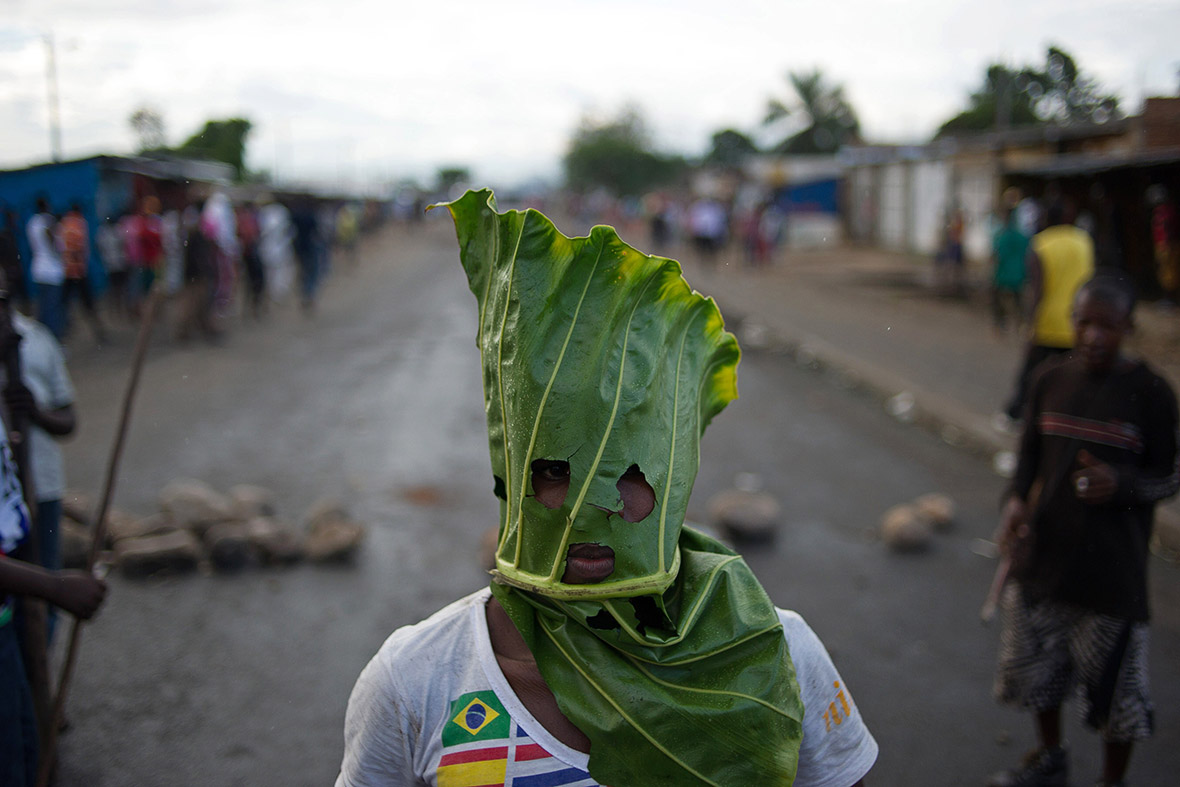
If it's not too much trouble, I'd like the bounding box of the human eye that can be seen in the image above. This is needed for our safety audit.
[531,459,571,509]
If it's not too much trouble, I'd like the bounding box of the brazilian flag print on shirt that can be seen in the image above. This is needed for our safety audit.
[437,691,596,787]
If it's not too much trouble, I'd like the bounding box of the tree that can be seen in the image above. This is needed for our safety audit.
[763,69,860,155]
[563,106,687,196]
[174,118,253,180]
[936,46,1121,137]
[435,167,471,194]
[705,128,759,168]
[128,106,167,152]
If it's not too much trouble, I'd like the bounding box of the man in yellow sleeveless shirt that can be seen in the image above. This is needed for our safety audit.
[1003,201,1095,422]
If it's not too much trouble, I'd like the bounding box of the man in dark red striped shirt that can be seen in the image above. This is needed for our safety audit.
[989,274,1179,787]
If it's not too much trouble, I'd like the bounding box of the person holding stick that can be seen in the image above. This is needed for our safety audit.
[0,411,106,786]
[0,264,78,643]
[989,274,1179,787]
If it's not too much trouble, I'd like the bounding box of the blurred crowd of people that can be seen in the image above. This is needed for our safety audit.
[560,189,790,270]
[0,191,370,349]
[950,182,1180,316]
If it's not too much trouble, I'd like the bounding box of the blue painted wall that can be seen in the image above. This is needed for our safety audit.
[774,178,841,214]
[0,157,118,291]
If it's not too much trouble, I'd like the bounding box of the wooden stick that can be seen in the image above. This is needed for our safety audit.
[37,286,164,787]
[4,301,52,761]
[980,555,1011,625]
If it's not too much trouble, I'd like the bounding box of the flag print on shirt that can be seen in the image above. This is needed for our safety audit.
[438,691,596,787]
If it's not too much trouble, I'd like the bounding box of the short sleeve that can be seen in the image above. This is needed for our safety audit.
[337,641,425,787]
[780,609,878,787]
[42,333,75,410]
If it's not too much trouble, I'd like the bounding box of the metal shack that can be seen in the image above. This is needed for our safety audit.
[0,154,234,289]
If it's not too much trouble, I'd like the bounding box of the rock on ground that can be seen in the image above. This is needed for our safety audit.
[912,492,956,532]
[204,521,256,572]
[246,516,305,565]
[880,504,934,552]
[229,485,277,521]
[706,489,781,544]
[159,479,234,535]
[62,520,91,569]
[115,530,203,577]
[105,512,179,545]
[304,499,364,563]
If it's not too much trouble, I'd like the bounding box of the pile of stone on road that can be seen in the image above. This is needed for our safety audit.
[60,480,366,577]
[879,492,956,553]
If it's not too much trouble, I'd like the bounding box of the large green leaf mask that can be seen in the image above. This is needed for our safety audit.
[438,191,803,786]
[438,189,739,599]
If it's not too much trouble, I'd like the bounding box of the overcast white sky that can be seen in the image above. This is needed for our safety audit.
[2,0,1178,189]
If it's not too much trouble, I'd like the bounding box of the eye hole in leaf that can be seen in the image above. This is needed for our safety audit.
[530,459,570,509]
[616,464,655,523]
[493,475,507,501]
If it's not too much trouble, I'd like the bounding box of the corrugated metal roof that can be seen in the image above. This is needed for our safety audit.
[0,153,234,183]
[1003,149,1180,177]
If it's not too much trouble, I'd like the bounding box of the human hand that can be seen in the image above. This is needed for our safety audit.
[994,497,1029,559]
[3,381,37,422]
[1072,450,1117,504]
[50,571,108,620]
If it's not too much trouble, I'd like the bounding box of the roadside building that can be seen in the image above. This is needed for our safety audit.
[841,97,1180,296]
[0,155,234,293]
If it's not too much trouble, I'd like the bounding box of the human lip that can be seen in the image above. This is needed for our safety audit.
[563,543,615,584]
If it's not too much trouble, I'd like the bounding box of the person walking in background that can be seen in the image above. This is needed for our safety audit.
[334,202,359,268]
[117,207,142,319]
[121,197,163,319]
[25,198,65,339]
[57,203,107,345]
[992,205,1029,335]
[160,201,185,298]
[97,215,128,321]
[175,200,219,343]
[292,197,321,314]
[236,201,265,317]
[1002,201,1095,424]
[989,274,1178,787]
[687,196,727,268]
[1148,185,1178,304]
[202,192,238,325]
[937,204,967,296]
[316,201,336,280]
[258,196,295,304]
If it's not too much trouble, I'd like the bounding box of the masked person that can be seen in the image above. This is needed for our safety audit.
[337,190,878,787]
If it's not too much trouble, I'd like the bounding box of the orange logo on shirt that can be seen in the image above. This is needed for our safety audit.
[822,681,853,732]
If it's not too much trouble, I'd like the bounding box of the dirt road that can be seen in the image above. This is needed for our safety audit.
[50,217,1180,786]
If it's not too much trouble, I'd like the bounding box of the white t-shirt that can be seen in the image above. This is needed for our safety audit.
[26,212,64,285]
[338,588,877,787]
[0,315,75,501]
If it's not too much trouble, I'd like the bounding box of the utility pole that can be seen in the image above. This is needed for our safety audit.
[44,32,63,162]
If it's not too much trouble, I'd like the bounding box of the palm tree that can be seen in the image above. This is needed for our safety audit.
[763,69,860,155]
